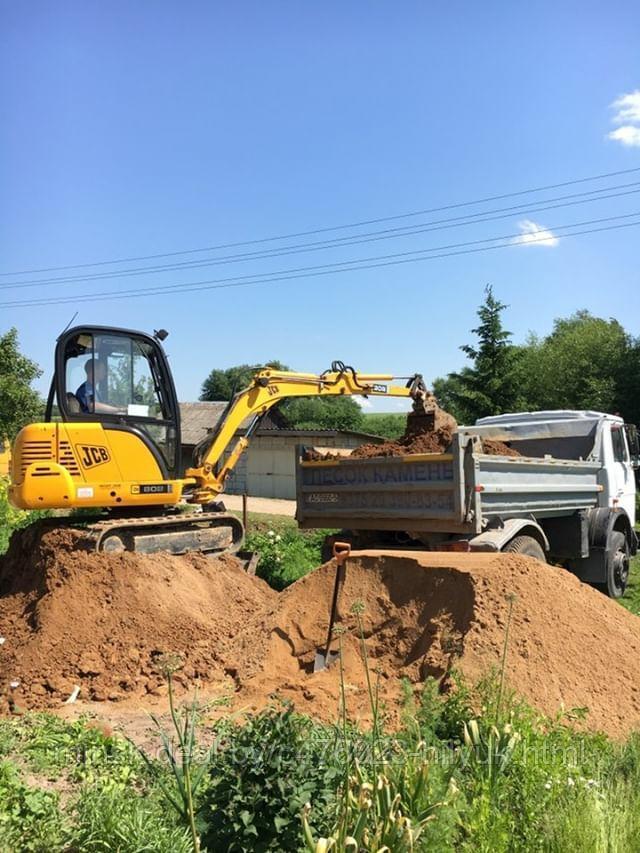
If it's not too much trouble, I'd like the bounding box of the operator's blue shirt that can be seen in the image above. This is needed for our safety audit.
[75,380,95,413]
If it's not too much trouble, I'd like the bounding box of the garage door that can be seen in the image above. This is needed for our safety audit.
[246,445,296,499]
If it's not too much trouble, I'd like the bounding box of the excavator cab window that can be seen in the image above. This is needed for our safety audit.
[53,326,181,477]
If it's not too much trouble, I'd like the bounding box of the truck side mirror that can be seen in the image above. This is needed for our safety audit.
[624,424,640,468]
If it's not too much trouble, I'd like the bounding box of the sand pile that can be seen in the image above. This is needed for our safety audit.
[3,528,640,738]
[0,524,275,709]
[229,551,640,738]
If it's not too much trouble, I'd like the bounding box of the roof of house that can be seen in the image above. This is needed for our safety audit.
[179,402,385,446]
[179,401,228,446]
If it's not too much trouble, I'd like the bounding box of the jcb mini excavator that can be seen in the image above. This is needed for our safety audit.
[9,325,430,556]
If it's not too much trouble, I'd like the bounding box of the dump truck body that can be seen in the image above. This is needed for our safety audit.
[296,433,603,534]
[296,411,639,597]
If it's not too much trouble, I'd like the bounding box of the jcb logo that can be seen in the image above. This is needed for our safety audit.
[78,445,111,469]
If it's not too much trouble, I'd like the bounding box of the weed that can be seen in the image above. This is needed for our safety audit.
[0,760,66,852]
[132,657,207,853]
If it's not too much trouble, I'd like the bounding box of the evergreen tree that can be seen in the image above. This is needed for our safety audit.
[433,286,518,423]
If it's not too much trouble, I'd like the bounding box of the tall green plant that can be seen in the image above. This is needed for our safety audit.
[132,659,207,852]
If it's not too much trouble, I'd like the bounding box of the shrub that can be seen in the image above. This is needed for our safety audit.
[245,527,330,590]
[201,706,340,851]
[0,476,50,555]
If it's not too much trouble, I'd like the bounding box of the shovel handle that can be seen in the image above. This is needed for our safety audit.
[322,542,350,662]
[332,541,351,564]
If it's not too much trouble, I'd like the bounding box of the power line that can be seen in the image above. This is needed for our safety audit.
[2,212,638,309]
[3,181,639,290]
[2,165,640,277]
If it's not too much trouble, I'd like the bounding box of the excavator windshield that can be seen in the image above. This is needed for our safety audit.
[51,326,181,477]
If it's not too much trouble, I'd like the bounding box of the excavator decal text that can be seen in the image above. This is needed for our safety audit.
[77,445,111,469]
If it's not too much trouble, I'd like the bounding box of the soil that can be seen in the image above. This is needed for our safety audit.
[0,524,276,709]
[3,526,640,739]
[304,399,520,460]
[481,438,521,457]
[350,425,455,458]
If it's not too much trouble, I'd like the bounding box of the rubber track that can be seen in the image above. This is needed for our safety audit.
[34,512,244,555]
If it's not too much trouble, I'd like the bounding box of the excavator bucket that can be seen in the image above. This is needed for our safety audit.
[404,391,457,439]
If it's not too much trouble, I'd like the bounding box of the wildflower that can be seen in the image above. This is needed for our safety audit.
[267,530,275,538]
[567,777,575,787]
[275,534,282,542]
[544,781,552,790]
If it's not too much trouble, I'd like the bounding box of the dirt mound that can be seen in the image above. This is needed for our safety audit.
[227,551,640,738]
[3,528,640,738]
[0,524,276,709]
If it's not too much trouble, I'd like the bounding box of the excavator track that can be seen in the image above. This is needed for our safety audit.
[38,512,244,556]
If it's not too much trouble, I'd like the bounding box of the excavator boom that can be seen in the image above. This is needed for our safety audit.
[186,361,428,503]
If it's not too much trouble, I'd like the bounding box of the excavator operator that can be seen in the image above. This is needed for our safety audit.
[76,359,122,415]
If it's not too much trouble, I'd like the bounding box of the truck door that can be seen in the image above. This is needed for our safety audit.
[610,423,636,525]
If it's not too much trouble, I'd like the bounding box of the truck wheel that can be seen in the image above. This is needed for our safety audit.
[603,531,629,599]
[503,535,546,563]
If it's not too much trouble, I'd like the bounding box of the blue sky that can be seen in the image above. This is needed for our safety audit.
[1,1,639,408]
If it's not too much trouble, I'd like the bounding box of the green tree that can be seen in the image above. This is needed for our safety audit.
[516,312,629,415]
[618,336,640,426]
[361,412,407,440]
[0,328,43,442]
[200,360,289,401]
[283,396,364,432]
[433,286,519,423]
[200,361,365,431]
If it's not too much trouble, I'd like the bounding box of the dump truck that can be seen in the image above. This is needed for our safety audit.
[296,411,640,598]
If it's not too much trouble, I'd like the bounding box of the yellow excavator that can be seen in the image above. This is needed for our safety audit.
[9,325,430,555]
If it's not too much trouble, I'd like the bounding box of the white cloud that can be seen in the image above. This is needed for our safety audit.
[607,90,640,147]
[512,219,559,248]
[608,125,640,147]
[611,90,640,124]
[358,397,373,409]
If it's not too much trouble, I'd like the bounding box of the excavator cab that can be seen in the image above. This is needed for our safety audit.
[51,326,181,480]
[10,326,186,513]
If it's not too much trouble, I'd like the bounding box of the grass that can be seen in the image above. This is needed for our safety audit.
[4,669,640,851]
[5,505,640,848]
[619,551,640,617]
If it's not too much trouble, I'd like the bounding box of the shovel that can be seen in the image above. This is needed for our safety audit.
[314,541,351,672]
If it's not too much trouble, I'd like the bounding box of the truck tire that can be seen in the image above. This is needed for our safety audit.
[503,535,546,563]
[602,530,629,599]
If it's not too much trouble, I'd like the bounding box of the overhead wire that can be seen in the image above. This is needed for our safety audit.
[2,211,639,309]
[2,165,640,277]
[2,181,639,290]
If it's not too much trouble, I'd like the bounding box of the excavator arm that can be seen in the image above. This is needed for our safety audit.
[185,362,428,504]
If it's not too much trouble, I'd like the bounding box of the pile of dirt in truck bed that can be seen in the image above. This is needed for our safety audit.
[349,432,519,458]
[0,524,276,710]
[350,424,455,457]
[3,527,640,738]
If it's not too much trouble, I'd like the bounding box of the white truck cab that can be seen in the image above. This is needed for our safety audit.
[475,410,638,525]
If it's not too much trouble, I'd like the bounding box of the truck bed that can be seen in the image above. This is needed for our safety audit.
[295,433,602,534]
